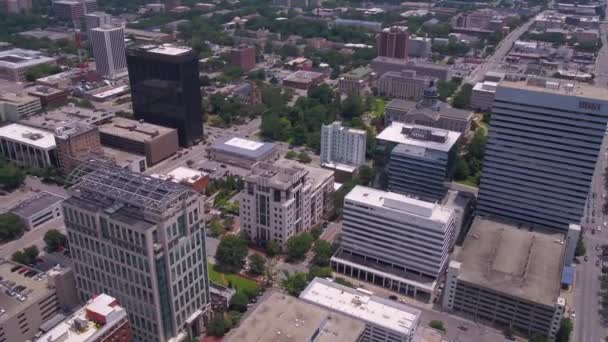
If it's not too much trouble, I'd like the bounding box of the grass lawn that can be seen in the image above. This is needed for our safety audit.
[208,263,260,295]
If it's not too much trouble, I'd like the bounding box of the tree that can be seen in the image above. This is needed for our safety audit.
[285,150,298,159]
[503,327,514,339]
[313,240,333,267]
[229,291,249,312]
[297,152,312,163]
[0,213,24,241]
[308,265,332,280]
[429,320,446,332]
[215,234,248,272]
[555,318,572,342]
[452,156,470,180]
[452,84,473,109]
[285,233,313,261]
[265,240,281,257]
[248,254,266,275]
[575,238,586,257]
[207,314,227,337]
[529,334,549,342]
[43,229,67,252]
[310,226,322,240]
[359,165,374,186]
[282,272,309,296]
[25,63,61,82]
[341,93,365,119]
[209,219,224,237]
[0,161,25,191]
[12,245,39,265]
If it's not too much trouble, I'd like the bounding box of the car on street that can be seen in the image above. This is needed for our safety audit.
[389,295,398,301]
[585,256,589,261]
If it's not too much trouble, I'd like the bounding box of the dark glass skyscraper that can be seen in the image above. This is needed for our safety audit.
[126,45,202,146]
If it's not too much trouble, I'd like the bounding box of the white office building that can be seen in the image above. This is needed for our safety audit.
[320,121,366,171]
[300,277,421,342]
[471,81,498,111]
[0,123,57,169]
[331,186,455,302]
[90,25,127,77]
[62,161,210,342]
[240,159,334,246]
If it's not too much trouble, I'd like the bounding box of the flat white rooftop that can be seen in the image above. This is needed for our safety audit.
[346,185,453,222]
[152,166,208,184]
[300,277,421,336]
[377,122,460,153]
[225,137,264,151]
[148,44,191,55]
[0,123,56,149]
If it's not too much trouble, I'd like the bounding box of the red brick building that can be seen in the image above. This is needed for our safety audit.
[229,44,256,72]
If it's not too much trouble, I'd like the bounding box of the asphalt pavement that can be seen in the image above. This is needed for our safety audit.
[594,23,608,87]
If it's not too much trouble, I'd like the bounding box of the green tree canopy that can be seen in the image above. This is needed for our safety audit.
[0,213,24,241]
[555,318,572,342]
[285,233,313,261]
[312,240,333,267]
[207,314,228,337]
[248,254,266,275]
[43,229,67,252]
[282,272,309,296]
[229,291,249,312]
[215,234,248,272]
[429,320,446,332]
[265,240,281,257]
[0,161,25,191]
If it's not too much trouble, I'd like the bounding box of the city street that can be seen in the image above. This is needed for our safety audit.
[594,23,608,87]
[464,13,536,85]
[575,136,608,342]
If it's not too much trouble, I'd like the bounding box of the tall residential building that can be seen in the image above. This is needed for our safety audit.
[85,11,112,38]
[378,26,409,60]
[332,186,456,303]
[126,44,203,146]
[377,123,461,202]
[36,294,133,342]
[320,121,367,170]
[377,70,431,100]
[240,160,334,246]
[91,25,127,77]
[54,122,103,174]
[477,77,608,230]
[229,44,256,72]
[63,161,210,342]
[53,0,85,21]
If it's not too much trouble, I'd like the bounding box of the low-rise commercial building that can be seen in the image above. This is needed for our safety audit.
[208,137,279,169]
[98,117,178,166]
[226,291,366,342]
[54,122,103,174]
[26,85,69,108]
[0,123,57,169]
[377,70,431,100]
[152,166,210,193]
[0,92,41,121]
[11,191,64,230]
[0,262,78,342]
[300,277,422,342]
[101,146,147,172]
[442,217,567,340]
[383,84,473,135]
[378,123,461,201]
[407,36,431,58]
[331,186,456,302]
[124,28,174,44]
[471,81,498,111]
[0,48,56,83]
[334,18,383,32]
[36,294,132,342]
[338,67,373,95]
[283,70,326,90]
[19,105,114,132]
[240,159,334,246]
[371,57,453,81]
